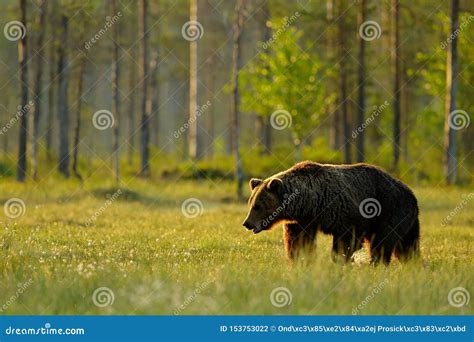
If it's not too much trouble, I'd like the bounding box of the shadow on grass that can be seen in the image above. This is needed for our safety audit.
[90,187,172,206]
[91,187,246,206]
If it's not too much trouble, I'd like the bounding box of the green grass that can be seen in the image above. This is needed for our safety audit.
[0,176,472,315]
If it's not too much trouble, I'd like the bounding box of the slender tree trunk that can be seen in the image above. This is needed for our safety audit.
[127,49,136,166]
[258,0,272,155]
[148,51,159,147]
[0,99,8,156]
[2,111,8,155]
[112,0,121,183]
[139,0,150,176]
[17,0,28,182]
[356,0,366,163]
[255,115,271,155]
[402,63,410,161]
[45,5,56,162]
[255,115,263,148]
[294,138,302,163]
[444,0,459,184]
[230,0,245,198]
[31,0,47,180]
[391,0,401,172]
[188,0,200,160]
[57,15,70,178]
[338,0,351,163]
[327,0,341,150]
[205,54,215,158]
[263,117,272,154]
[72,55,86,182]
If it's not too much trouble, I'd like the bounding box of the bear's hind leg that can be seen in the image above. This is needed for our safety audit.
[284,223,316,261]
[369,235,395,265]
[395,217,420,261]
[371,215,418,265]
[331,228,364,263]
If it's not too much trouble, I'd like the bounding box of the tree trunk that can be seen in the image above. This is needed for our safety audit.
[230,0,245,198]
[112,0,121,183]
[263,118,272,154]
[127,48,136,166]
[2,115,8,156]
[338,0,351,163]
[255,115,271,155]
[391,0,401,172]
[327,0,341,150]
[402,63,410,161]
[57,15,70,178]
[45,4,56,162]
[259,0,272,155]
[356,0,366,163]
[31,0,47,180]
[444,0,459,185]
[188,0,200,160]
[139,0,150,176]
[72,55,86,182]
[17,0,28,182]
[148,51,159,147]
[205,54,215,158]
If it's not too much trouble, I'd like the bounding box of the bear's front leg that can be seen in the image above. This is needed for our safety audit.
[284,223,316,261]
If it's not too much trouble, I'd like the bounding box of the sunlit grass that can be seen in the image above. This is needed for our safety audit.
[0,176,472,315]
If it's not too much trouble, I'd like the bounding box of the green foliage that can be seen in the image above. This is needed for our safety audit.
[418,13,474,113]
[414,12,474,183]
[302,137,342,164]
[240,20,329,144]
[0,159,15,177]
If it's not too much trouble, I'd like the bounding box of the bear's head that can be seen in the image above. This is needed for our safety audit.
[242,177,285,234]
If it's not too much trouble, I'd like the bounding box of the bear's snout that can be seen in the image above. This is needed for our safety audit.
[243,219,264,234]
[242,220,253,230]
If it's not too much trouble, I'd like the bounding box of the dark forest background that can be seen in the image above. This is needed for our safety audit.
[0,0,473,196]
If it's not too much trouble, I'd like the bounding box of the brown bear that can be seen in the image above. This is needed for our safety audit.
[243,161,420,264]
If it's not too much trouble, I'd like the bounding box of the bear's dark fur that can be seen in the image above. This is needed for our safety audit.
[243,161,420,264]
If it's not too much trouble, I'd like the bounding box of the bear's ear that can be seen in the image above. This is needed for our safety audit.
[249,178,263,190]
[267,178,283,193]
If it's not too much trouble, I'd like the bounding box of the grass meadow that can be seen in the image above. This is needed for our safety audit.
[0,175,472,315]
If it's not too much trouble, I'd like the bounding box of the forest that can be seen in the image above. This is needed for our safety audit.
[0,0,472,188]
[0,0,472,315]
